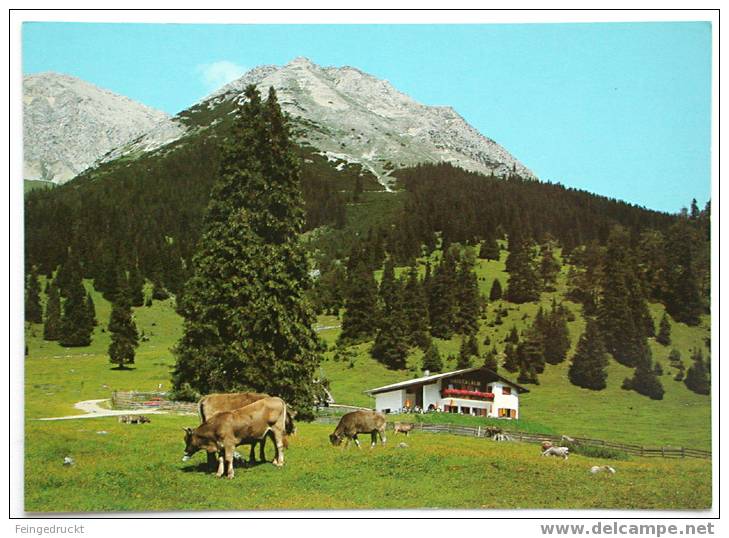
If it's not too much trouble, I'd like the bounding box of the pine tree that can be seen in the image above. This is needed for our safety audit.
[172,86,322,418]
[505,231,540,303]
[621,341,664,400]
[656,313,671,346]
[684,348,710,395]
[339,260,378,344]
[457,335,478,369]
[401,267,430,349]
[568,318,609,390]
[59,273,93,347]
[378,256,398,320]
[371,283,409,370]
[108,295,139,369]
[127,265,145,307]
[517,362,539,385]
[539,243,560,290]
[664,219,704,325]
[542,302,571,365]
[429,248,458,338]
[483,346,499,371]
[502,342,519,373]
[25,266,43,324]
[517,324,545,375]
[454,256,480,335]
[489,278,503,301]
[43,280,62,341]
[598,226,649,367]
[421,342,443,373]
[479,235,500,260]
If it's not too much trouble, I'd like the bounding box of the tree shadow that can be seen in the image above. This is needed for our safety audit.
[110,366,137,371]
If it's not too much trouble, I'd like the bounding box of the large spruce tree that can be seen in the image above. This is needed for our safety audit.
[172,86,322,418]
[568,318,609,390]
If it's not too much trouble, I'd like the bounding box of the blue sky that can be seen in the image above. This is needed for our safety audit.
[22,22,712,213]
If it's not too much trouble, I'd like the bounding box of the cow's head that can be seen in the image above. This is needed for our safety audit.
[182,427,199,461]
[329,432,343,446]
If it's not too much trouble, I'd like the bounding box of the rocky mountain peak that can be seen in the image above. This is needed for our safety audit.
[23,72,170,184]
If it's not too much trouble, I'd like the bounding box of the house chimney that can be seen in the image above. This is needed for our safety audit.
[423,369,430,377]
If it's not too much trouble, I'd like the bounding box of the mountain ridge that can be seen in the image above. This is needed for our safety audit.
[99,57,536,189]
[23,72,170,184]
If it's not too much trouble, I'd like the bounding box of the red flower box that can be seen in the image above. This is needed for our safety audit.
[441,388,494,400]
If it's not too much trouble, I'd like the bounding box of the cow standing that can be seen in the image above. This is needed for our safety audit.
[197,392,296,468]
[183,397,289,479]
[329,410,387,448]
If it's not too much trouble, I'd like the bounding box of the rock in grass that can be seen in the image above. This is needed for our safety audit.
[63,457,74,466]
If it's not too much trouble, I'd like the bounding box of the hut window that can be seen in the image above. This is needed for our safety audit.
[502,387,512,395]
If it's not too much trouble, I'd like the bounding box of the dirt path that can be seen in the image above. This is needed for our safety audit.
[37,399,169,421]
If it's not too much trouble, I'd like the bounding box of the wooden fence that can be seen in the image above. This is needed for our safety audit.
[313,417,711,460]
[111,391,198,413]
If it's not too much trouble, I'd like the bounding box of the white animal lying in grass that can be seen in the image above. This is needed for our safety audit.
[590,465,616,474]
[541,446,570,459]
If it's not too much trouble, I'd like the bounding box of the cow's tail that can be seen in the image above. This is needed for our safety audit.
[197,397,207,423]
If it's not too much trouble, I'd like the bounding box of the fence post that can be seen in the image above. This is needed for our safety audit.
[662,446,665,457]
[641,446,644,457]
[477,426,481,438]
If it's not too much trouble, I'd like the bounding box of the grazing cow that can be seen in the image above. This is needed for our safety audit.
[541,446,570,459]
[485,426,503,438]
[183,396,289,479]
[393,422,414,436]
[197,392,296,467]
[541,440,554,452]
[590,465,616,474]
[329,410,387,449]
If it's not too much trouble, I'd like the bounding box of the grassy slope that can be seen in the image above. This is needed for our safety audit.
[321,247,712,449]
[25,418,710,512]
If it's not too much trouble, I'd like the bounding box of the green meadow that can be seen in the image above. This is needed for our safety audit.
[23,248,712,511]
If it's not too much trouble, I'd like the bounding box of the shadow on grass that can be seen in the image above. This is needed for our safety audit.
[110,366,137,371]
[180,458,271,474]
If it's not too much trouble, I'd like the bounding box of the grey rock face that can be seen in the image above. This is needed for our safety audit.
[23,72,170,184]
[105,58,535,189]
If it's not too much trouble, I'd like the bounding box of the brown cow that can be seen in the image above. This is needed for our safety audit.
[183,396,288,479]
[198,392,296,467]
[393,422,414,436]
[329,410,387,449]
